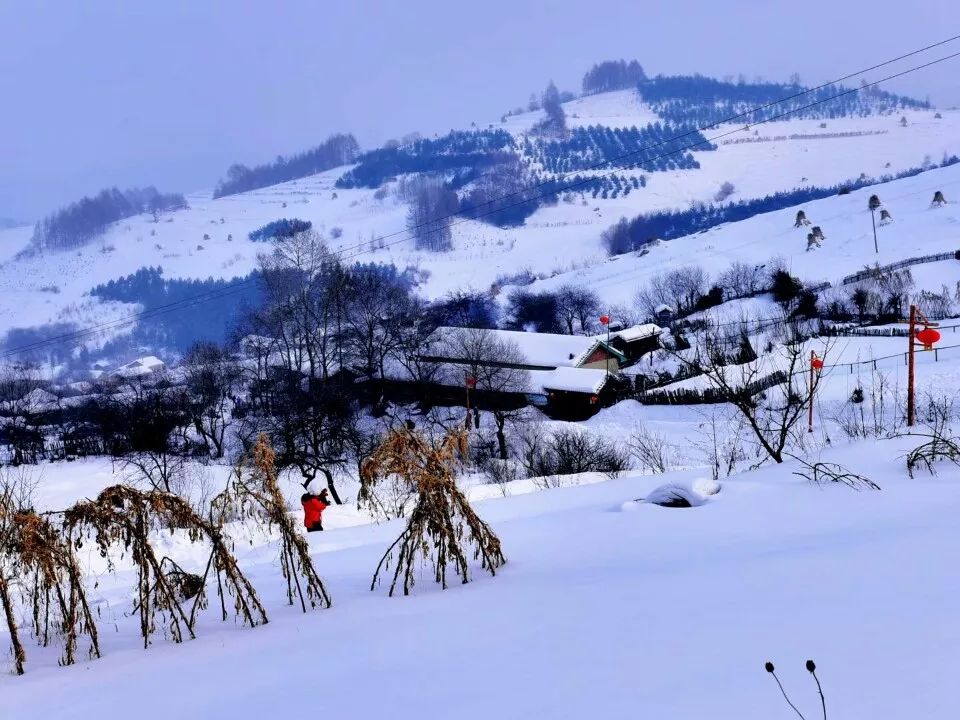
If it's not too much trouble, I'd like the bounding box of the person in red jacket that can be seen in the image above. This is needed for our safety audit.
[301,486,330,532]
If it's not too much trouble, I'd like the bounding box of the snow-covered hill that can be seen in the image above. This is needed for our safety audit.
[521,161,960,305]
[0,86,957,353]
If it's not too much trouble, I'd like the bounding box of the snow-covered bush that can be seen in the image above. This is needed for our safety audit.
[521,428,629,484]
[627,423,678,474]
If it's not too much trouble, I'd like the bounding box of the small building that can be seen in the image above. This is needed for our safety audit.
[654,304,674,324]
[418,327,630,417]
[539,367,614,419]
[111,355,166,379]
[18,388,59,413]
[600,323,662,364]
[423,327,627,374]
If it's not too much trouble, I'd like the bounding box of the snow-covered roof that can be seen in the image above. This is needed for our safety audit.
[600,323,662,343]
[429,327,623,368]
[536,367,609,394]
[20,388,59,411]
[112,355,166,378]
[655,304,674,315]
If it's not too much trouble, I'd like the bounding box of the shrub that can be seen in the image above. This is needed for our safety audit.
[248,218,312,242]
[522,428,629,480]
[714,181,736,202]
[770,269,803,305]
[694,285,724,311]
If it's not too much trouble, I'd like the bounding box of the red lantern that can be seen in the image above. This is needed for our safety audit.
[916,326,941,351]
[589,394,599,404]
[465,375,477,389]
[599,315,610,326]
[810,357,824,371]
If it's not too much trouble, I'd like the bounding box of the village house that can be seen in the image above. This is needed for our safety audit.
[418,325,661,417]
[110,355,166,379]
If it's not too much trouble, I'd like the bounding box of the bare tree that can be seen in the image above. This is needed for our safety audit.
[241,231,359,504]
[101,377,191,494]
[673,322,832,464]
[249,230,348,383]
[182,341,241,459]
[627,423,677,474]
[442,328,530,460]
[0,364,47,465]
[345,265,419,384]
[405,177,458,252]
[718,261,764,300]
[636,266,708,318]
[691,407,749,481]
[556,284,601,335]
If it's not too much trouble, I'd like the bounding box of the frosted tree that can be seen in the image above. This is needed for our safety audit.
[360,423,506,596]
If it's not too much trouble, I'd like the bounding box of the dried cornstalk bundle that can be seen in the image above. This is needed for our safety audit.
[360,425,505,596]
[63,484,266,650]
[0,501,100,675]
[214,434,331,611]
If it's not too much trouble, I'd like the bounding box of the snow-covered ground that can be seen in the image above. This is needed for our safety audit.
[524,161,960,305]
[0,90,957,342]
[2,435,959,719]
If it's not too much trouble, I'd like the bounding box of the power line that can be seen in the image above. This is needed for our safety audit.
[3,41,960,360]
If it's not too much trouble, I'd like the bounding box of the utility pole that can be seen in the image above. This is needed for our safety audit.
[868,194,880,254]
[907,305,916,427]
[808,350,822,433]
[906,305,940,427]
[600,313,610,374]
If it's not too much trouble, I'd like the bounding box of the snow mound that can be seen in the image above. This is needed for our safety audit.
[642,483,707,508]
[692,477,722,497]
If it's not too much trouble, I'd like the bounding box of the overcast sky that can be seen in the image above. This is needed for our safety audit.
[2,0,959,221]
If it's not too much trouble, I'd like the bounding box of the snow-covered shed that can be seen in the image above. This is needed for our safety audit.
[111,356,166,379]
[418,328,629,417]
[424,327,627,373]
[597,323,662,363]
[19,388,59,412]
[654,304,674,324]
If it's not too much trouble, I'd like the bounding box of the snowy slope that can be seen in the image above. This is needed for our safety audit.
[2,437,959,719]
[522,161,960,305]
[0,91,957,345]
[0,90,960,352]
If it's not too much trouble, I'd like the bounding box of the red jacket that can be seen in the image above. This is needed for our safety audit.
[301,493,329,530]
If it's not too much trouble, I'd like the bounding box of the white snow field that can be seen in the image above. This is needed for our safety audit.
[0,89,956,342]
[1,437,959,719]
[521,160,960,305]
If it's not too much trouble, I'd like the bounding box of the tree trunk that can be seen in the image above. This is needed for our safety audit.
[495,414,508,460]
[318,467,343,505]
[0,573,26,675]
